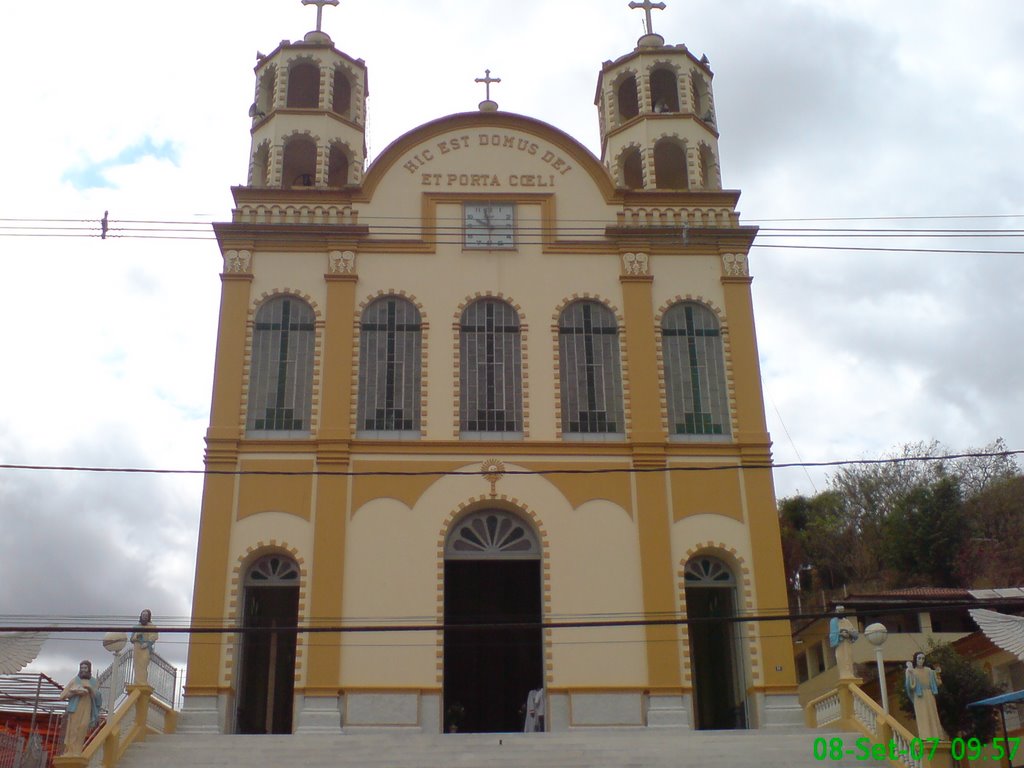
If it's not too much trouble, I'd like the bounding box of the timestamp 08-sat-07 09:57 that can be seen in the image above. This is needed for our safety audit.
[812,736,1021,762]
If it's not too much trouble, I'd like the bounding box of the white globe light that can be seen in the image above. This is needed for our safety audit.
[864,622,888,647]
[103,632,128,654]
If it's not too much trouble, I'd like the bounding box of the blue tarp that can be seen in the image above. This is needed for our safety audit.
[968,689,1024,708]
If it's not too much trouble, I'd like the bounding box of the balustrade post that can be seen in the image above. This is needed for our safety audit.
[925,742,953,768]
[805,701,817,728]
[837,682,855,729]
[103,727,121,768]
[127,684,153,743]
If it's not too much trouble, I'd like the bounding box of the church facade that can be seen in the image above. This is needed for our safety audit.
[183,2,800,735]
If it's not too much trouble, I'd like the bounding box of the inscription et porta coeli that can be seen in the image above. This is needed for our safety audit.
[404,132,574,188]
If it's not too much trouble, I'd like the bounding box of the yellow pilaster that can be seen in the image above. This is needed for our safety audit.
[721,270,796,690]
[305,272,357,693]
[186,272,250,692]
[620,273,680,688]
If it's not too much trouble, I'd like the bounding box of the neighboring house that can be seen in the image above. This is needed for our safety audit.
[794,589,1024,709]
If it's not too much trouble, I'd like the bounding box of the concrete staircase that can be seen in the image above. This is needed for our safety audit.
[118,730,888,767]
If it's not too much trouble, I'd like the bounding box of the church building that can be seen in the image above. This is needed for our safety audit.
[183,0,800,735]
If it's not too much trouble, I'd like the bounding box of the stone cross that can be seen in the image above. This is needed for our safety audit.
[629,0,667,35]
[302,0,339,32]
[475,69,501,101]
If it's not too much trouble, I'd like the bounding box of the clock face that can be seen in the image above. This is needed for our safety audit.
[464,202,515,249]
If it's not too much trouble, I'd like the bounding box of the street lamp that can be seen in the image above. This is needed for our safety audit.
[864,623,889,714]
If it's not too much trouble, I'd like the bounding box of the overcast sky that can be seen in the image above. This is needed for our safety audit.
[1,0,1021,686]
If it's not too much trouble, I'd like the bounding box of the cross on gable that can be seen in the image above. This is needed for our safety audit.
[475,69,501,101]
[628,0,667,36]
[302,0,339,32]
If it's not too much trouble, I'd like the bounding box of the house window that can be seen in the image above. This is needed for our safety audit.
[662,302,730,437]
[247,296,315,433]
[460,299,523,434]
[357,297,421,434]
[559,301,624,436]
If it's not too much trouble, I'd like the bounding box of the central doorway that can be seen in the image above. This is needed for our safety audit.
[443,510,543,733]
[236,554,300,734]
[685,555,747,729]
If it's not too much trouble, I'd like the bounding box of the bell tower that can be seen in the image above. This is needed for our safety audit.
[595,1,721,192]
[247,0,367,189]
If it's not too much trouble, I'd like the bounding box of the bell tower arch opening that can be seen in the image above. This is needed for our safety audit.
[653,138,688,189]
[684,555,748,730]
[616,73,640,122]
[650,67,680,113]
[443,509,543,733]
[286,59,321,108]
[236,554,300,734]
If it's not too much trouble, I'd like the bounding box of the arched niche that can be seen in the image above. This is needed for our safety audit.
[282,136,317,188]
[332,66,352,116]
[327,143,349,187]
[621,147,644,190]
[287,60,320,109]
[616,74,639,122]
[654,139,688,190]
[650,67,680,113]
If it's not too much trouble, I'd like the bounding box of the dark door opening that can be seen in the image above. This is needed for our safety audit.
[443,559,542,733]
[686,585,746,729]
[237,584,299,734]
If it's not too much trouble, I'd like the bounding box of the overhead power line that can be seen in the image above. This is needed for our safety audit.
[0,449,1020,478]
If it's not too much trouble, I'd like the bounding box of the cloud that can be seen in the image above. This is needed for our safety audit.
[62,137,180,190]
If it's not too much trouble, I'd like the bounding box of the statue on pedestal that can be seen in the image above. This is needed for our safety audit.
[905,652,946,740]
[829,606,859,679]
[60,660,102,754]
[130,609,158,686]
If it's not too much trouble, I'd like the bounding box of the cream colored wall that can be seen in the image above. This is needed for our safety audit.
[249,252,329,310]
[651,255,727,313]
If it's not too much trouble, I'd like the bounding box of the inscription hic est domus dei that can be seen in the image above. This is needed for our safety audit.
[404,132,574,188]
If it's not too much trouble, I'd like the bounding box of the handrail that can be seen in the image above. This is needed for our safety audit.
[806,679,952,768]
[54,684,175,768]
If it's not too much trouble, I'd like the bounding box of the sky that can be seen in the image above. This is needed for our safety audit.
[1,0,1021,688]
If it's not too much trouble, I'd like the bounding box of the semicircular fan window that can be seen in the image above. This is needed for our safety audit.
[446,510,540,560]
[684,556,735,586]
[245,554,300,585]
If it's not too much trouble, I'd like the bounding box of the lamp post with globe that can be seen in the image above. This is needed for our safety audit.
[864,623,890,714]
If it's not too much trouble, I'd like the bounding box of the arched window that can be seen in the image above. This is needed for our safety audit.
[251,143,270,187]
[654,139,688,190]
[445,510,540,560]
[650,68,680,113]
[247,296,316,433]
[357,297,422,433]
[286,61,320,108]
[558,301,624,435]
[662,302,730,437]
[460,299,523,434]
[256,66,276,116]
[621,147,644,190]
[332,67,351,116]
[327,143,349,187]
[691,71,712,122]
[282,136,317,188]
[617,75,639,121]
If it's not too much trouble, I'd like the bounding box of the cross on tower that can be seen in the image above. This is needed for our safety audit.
[302,0,339,33]
[475,69,501,102]
[628,0,667,36]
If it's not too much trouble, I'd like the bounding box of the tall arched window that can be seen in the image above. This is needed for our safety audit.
[256,66,276,116]
[650,68,680,113]
[282,136,316,188]
[247,296,315,433]
[460,299,523,434]
[286,61,320,108]
[621,147,644,190]
[357,297,422,434]
[332,67,352,116]
[327,143,349,187]
[559,301,624,436]
[617,75,639,121]
[654,139,688,189]
[662,302,730,437]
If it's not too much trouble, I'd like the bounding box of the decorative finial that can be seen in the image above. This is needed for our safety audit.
[475,69,501,112]
[629,0,666,36]
[302,0,339,33]
[481,459,506,498]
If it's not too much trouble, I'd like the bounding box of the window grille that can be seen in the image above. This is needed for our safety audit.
[558,301,624,434]
[662,302,730,436]
[460,299,523,433]
[684,556,736,585]
[357,297,422,432]
[445,510,540,560]
[247,296,315,432]
[246,555,300,586]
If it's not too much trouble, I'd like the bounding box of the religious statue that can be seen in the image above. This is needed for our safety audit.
[130,609,158,687]
[829,607,859,679]
[523,688,546,732]
[905,652,946,741]
[60,660,102,754]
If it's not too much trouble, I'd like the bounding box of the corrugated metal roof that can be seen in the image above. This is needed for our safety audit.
[0,674,67,715]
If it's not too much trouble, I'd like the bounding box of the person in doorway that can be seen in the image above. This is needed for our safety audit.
[523,688,545,732]
[60,660,102,754]
[829,606,858,679]
[130,609,158,686]
[905,652,946,741]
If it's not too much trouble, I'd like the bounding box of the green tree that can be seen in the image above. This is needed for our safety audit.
[897,644,1001,743]
[882,476,969,587]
